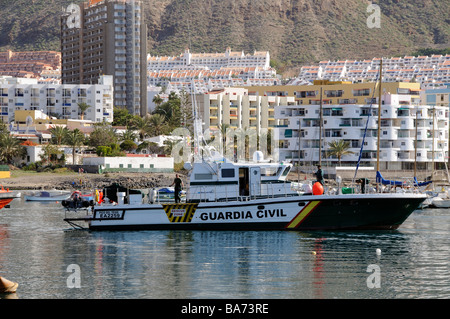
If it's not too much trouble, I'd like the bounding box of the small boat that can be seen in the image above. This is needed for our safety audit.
[426,187,450,208]
[61,191,95,211]
[25,190,71,202]
[0,186,21,210]
[429,196,450,208]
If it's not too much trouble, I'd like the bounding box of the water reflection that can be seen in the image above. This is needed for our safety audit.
[1,199,450,299]
[57,230,417,299]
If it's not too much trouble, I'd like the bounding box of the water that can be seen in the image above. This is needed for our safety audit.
[1,197,449,299]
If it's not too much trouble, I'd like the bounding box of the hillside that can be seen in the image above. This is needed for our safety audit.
[0,0,448,71]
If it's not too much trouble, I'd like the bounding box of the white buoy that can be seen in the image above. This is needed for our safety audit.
[376,248,381,256]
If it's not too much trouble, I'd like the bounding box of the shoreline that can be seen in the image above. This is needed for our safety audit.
[0,171,183,191]
[1,169,443,191]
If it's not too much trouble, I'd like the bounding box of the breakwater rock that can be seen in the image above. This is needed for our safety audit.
[3,172,187,191]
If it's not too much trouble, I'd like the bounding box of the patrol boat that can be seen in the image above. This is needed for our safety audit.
[64,151,426,231]
[64,65,426,231]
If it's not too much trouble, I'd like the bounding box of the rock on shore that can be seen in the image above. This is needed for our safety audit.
[2,172,187,191]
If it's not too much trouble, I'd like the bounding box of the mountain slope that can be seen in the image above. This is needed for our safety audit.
[0,0,448,68]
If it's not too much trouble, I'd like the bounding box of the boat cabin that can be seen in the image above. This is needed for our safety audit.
[185,155,299,202]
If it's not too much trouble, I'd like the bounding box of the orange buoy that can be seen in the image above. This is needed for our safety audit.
[0,276,18,293]
[312,182,324,195]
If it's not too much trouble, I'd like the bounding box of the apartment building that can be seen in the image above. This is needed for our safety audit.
[61,0,147,116]
[0,75,114,123]
[148,48,278,94]
[148,48,271,72]
[195,87,295,134]
[422,84,450,108]
[294,55,450,88]
[275,93,448,171]
[244,81,422,106]
[0,50,61,79]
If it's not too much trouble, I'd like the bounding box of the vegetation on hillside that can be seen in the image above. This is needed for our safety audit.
[0,0,448,70]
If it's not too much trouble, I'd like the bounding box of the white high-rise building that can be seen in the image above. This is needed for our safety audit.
[0,75,114,123]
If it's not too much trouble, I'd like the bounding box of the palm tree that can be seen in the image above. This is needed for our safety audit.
[64,129,85,164]
[218,123,230,154]
[152,94,163,109]
[0,133,24,165]
[148,113,166,137]
[131,116,151,140]
[77,102,91,121]
[49,126,69,146]
[120,129,138,142]
[327,140,354,165]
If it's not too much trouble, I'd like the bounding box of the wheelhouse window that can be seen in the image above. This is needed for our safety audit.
[221,169,235,178]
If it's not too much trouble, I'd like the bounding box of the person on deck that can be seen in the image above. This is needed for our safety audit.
[170,174,183,203]
[315,165,324,186]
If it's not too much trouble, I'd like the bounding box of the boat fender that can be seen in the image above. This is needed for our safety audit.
[62,200,69,207]
[82,201,90,208]
[0,276,18,293]
[89,200,95,207]
[150,189,157,203]
[312,182,324,195]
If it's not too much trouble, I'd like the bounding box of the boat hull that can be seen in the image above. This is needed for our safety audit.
[429,199,450,208]
[69,193,426,231]
[0,198,14,210]
[25,195,71,201]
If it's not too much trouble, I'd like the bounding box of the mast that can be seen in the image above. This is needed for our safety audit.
[432,106,435,176]
[297,117,301,182]
[319,87,323,166]
[190,81,203,162]
[376,59,383,173]
[414,107,418,178]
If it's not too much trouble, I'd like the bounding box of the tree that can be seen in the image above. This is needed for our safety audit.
[218,123,230,153]
[40,144,63,165]
[136,141,164,154]
[152,94,163,109]
[120,129,138,142]
[88,124,118,147]
[0,133,25,165]
[130,115,151,140]
[77,102,91,121]
[120,140,138,152]
[112,107,134,127]
[148,113,166,137]
[153,92,182,128]
[327,140,354,165]
[49,126,69,146]
[64,129,85,165]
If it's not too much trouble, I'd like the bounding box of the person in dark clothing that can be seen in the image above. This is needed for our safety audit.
[170,174,183,203]
[315,165,324,185]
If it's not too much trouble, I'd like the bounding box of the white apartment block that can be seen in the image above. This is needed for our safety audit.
[147,48,278,93]
[148,48,271,71]
[294,54,450,88]
[0,75,114,123]
[195,87,295,134]
[275,93,449,171]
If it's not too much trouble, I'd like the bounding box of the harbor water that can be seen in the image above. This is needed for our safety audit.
[1,196,449,299]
